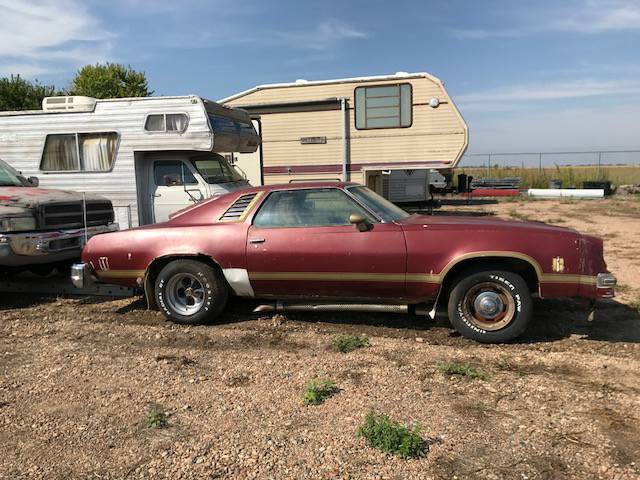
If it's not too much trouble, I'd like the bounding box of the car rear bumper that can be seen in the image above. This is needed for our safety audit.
[0,224,118,267]
[71,262,97,289]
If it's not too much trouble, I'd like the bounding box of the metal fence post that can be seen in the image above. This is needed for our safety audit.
[597,151,602,179]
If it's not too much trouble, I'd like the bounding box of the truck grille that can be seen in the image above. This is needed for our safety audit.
[38,201,114,229]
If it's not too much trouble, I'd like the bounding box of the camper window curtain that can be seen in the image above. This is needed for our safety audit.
[166,114,188,132]
[79,133,118,172]
[40,132,118,172]
[41,134,80,171]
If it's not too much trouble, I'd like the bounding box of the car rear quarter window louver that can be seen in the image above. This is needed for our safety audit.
[219,192,262,222]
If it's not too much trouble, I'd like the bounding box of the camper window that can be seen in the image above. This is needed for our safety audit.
[144,113,189,133]
[153,162,197,187]
[354,83,412,129]
[40,132,118,172]
[208,115,256,137]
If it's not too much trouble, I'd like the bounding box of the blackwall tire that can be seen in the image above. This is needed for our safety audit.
[155,259,228,325]
[447,270,532,343]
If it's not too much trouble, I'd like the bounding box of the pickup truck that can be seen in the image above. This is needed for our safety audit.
[72,181,616,343]
[0,158,117,274]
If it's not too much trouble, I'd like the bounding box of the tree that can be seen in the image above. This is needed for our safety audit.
[0,75,58,111]
[69,63,152,99]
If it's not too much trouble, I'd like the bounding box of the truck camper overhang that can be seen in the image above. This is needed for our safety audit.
[204,100,261,154]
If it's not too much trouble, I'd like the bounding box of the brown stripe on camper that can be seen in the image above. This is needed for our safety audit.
[263,161,447,175]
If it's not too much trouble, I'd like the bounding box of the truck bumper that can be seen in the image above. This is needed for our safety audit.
[0,224,118,267]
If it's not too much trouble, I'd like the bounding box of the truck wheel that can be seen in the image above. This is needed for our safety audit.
[155,259,228,325]
[447,270,532,343]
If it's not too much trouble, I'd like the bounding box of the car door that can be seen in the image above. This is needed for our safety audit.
[149,160,209,223]
[246,187,407,299]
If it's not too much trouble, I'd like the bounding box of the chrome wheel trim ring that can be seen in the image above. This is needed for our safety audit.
[165,273,206,316]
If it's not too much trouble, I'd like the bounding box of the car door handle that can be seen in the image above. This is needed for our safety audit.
[249,238,265,244]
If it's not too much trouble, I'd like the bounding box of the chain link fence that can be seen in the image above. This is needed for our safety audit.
[458,150,640,188]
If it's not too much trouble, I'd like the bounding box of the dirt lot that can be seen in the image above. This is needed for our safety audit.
[1,197,639,479]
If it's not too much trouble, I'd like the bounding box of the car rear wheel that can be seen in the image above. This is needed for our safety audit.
[447,270,532,343]
[155,259,228,324]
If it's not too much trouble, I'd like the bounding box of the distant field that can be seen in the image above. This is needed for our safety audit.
[458,165,640,189]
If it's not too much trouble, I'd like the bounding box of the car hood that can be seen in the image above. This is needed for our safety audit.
[399,214,579,236]
[0,186,106,217]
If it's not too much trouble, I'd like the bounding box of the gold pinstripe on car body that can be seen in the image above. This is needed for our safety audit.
[96,269,146,279]
[248,251,598,285]
[96,251,597,286]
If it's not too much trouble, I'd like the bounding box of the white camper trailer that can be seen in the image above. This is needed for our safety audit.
[221,72,468,203]
[0,95,260,227]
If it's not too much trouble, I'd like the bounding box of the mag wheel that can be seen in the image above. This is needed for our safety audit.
[447,270,532,343]
[155,259,228,324]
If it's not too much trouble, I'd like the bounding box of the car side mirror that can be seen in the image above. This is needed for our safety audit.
[28,176,39,187]
[349,213,372,232]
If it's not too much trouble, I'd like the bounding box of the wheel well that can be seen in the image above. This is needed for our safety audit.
[439,257,539,302]
[144,254,224,309]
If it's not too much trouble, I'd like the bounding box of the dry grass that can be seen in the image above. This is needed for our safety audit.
[459,165,640,189]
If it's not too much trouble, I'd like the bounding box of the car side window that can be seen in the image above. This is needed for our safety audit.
[253,188,374,228]
[154,161,197,186]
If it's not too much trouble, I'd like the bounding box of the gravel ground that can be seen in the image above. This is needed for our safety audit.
[1,197,639,479]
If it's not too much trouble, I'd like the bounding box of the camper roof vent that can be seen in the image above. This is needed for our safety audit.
[294,79,308,84]
[42,96,97,112]
[394,71,410,77]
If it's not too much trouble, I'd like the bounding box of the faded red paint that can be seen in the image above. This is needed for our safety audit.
[82,182,613,302]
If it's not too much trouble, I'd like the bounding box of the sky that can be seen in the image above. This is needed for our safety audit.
[1,0,640,157]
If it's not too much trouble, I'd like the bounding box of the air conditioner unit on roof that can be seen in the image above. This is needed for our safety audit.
[42,96,97,112]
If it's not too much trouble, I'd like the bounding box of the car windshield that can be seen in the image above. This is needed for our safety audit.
[191,154,244,184]
[0,159,24,187]
[347,186,411,222]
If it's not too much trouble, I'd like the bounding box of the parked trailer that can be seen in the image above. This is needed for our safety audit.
[0,95,260,228]
[221,72,468,203]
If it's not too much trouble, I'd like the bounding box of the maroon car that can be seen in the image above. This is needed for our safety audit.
[72,182,616,343]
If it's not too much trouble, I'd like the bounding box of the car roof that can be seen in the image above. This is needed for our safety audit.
[241,181,359,193]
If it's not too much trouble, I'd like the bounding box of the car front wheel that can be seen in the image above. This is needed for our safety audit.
[447,270,532,343]
[155,259,228,324]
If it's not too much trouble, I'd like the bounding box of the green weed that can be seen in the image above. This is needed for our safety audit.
[302,379,339,406]
[332,334,369,353]
[357,411,427,458]
[437,362,487,380]
[145,405,168,429]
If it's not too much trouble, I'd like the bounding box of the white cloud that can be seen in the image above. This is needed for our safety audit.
[451,0,640,39]
[457,79,640,111]
[275,20,369,50]
[0,0,114,77]
[556,0,640,33]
